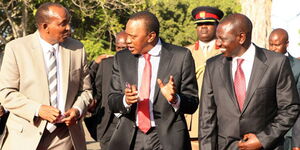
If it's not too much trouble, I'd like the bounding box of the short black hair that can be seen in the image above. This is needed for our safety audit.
[35,2,66,26]
[129,11,160,36]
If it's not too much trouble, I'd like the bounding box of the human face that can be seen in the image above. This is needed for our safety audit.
[115,38,127,52]
[216,23,244,57]
[269,34,288,54]
[45,6,71,44]
[125,19,152,55]
[196,22,217,42]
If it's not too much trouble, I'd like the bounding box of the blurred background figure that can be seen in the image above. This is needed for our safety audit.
[269,28,300,150]
[184,6,223,150]
[85,30,127,150]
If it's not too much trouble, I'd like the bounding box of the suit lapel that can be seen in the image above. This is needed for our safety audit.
[242,46,268,114]
[153,44,173,102]
[219,57,240,111]
[31,31,50,105]
[59,42,70,108]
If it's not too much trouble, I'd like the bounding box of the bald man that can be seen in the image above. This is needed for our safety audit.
[0,2,92,150]
[199,14,300,150]
[269,28,300,150]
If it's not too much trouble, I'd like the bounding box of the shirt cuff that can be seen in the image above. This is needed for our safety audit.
[168,94,181,112]
[73,106,82,117]
[35,104,42,117]
[123,96,132,108]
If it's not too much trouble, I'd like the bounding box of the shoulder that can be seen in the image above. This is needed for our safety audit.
[162,42,190,55]
[206,53,223,65]
[102,56,114,64]
[185,43,194,50]
[5,33,36,48]
[61,37,84,50]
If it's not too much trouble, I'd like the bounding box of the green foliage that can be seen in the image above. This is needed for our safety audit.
[1,0,241,61]
[81,39,115,61]
[149,0,241,46]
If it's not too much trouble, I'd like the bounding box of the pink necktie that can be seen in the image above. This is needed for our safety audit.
[138,53,151,133]
[234,59,246,112]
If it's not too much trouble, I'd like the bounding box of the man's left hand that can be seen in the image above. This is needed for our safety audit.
[238,133,263,150]
[157,75,177,104]
[61,108,80,126]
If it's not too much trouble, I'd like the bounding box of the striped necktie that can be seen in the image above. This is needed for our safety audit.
[46,47,58,132]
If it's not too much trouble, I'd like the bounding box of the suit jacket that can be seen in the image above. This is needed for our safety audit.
[0,31,92,150]
[85,57,118,149]
[185,40,221,138]
[108,42,199,150]
[287,53,300,148]
[199,45,300,150]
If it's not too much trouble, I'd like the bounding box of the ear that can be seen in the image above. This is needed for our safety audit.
[286,40,289,48]
[238,32,246,45]
[147,31,157,43]
[42,23,49,33]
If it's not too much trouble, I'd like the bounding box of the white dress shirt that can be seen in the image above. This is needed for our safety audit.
[123,39,180,127]
[38,36,65,113]
[232,43,256,91]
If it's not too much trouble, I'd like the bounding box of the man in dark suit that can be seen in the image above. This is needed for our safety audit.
[199,13,300,150]
[108,11,199,150]
[84,31,128,150]
[269,28,300,150]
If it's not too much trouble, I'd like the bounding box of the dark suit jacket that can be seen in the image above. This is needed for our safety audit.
[199,45,300,150]
[108,42,199,150]
[85,57,118,147]
[287,54,300,148]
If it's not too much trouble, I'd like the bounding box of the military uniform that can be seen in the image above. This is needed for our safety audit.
[184,7,224,144]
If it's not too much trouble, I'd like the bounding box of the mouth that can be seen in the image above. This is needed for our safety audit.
[128,46,134,51]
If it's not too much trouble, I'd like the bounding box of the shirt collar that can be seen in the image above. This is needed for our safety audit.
[147,38,162,57]
[199,39,216,47]
[233,43,255,62]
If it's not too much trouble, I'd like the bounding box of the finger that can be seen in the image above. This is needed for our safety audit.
[157,79,164,88]
[125,88,132,93]
[169,75,174,83]
[131,84,137,92]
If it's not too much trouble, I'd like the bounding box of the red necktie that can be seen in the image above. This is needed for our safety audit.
[234,59,246,112]
[138,53,151,133]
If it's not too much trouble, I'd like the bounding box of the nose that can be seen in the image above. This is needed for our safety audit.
[66,24,71,31]
[126,37,132,44]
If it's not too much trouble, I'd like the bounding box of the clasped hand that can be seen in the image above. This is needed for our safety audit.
[38,105,80,126]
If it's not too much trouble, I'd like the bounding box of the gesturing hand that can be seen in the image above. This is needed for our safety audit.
[157,76,178,104]
[125,84,139,105]
[238,133,263,150]
[61,108,80,126]
[38,105,61,123]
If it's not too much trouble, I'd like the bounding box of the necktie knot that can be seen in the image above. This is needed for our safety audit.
[49,47,56,53]
[143,53,151,61]
[237,58,244,67]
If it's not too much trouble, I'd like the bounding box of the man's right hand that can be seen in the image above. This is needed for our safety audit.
[38,105,60,123]
[125,84,139,105]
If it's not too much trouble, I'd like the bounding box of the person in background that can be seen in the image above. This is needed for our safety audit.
[108,11,198,150]
[184,6,224,149]
[0,2,92,150]
[85,31,128,150]
[269,28,300,150]
[199,13,300,150]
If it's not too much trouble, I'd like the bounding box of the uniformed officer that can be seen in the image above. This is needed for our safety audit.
[185,6,224,149]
